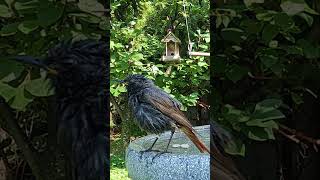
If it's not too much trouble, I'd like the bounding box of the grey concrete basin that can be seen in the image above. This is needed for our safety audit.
[126,125,210,180]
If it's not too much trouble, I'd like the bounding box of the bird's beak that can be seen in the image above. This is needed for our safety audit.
[11,56,58,75]
[112,79,126,84]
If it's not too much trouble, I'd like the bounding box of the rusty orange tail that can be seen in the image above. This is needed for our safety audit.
[180,126,210,153]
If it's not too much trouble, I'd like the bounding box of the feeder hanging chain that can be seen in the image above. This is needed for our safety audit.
[182,0,193,52]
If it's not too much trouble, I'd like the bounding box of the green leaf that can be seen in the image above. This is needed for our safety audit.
[99,17,109,30]
[304,3,319,15]
[298,12,314,26]
[4,0,14,6]
[246,119,279,129]
[280,32,295,43]
[25,75,55,97]
[216,16,222,28]
[283,46,303,55]
[37,3,63,27]
[110,84,127,97]
[280,1,304,15]
[0,59,24,82]
[256,99,283,109]
[270,63,284,77]
[18,21,39,34]
[262,24,279,42]
[0,4,12,18]
[224,138,245,156]
[0,82,16,102]
[226,65,248,83]
[252,108,285,121]
[78,0,105,17]
[232,45,242,51]
[14,0,38,11]
[163,86,171,93]
[221,28,244,43]
[133,61,143,66]
[116,85,127,93]
[131,53,144,61]
[281,0,319,15]
[240,19,263,34]
[260,55,278,68]
[222,16,230,28]
[256,11,276,21]
[274,13,294,30]
[197,61,208,67]
[244,0,264,7]
[0,22,19,36]
[9,87,33,111]
[79,14,101,24]
[246,127,275,141]
[297,39,320,59]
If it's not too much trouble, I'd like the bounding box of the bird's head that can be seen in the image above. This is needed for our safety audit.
[119,74,154,94]
[12,40,108,98]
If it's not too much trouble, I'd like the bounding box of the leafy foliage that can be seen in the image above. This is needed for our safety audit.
[0,0,107,179]
[213,0,320,155]
[0,0,107,111]
[111,0,210,110]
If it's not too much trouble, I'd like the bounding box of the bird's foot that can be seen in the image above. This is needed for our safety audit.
[139,149,161,159]
[151,150,170,162]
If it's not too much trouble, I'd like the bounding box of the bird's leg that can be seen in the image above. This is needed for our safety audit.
[142,137,159,152]
[139,137,160,159]
[164,128,175,153]
[152,129,175,161]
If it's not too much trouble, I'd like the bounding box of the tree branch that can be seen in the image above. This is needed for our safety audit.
[0,99,44,180]
[279,124,320,146]
[275,124,320,152]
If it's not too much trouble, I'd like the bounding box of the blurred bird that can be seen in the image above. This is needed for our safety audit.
[211,121,246,180]
[122,74,210,154]
[12,40,109,180]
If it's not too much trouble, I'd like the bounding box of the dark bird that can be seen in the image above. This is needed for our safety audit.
[211,121,246,180]
[12,40,109,180]
[122,74,210,154]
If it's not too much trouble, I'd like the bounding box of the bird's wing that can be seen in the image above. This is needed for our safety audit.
[140,88,193,129]
[141,87,210,153]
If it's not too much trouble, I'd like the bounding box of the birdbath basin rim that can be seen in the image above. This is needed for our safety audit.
[126,125,210,180]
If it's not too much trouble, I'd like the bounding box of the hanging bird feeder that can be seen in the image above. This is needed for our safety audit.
[161,30,181,62]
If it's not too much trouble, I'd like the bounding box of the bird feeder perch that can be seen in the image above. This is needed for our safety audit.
[161,30,181,62]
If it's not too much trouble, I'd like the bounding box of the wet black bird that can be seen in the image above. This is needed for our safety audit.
[122,74,210,154]
[13,40,109,180]
[211,121,246,180]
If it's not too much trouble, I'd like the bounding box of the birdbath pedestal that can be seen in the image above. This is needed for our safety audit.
[126,125,210,180]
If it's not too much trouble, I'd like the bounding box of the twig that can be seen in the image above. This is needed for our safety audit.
[248,72,273,80]
[20,161,26,180]
[275,124,320,152]
[197,101,210,109]
[276,128,300,144]
[279,124,320,145]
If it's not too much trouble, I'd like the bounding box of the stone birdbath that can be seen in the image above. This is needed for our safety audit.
[126,125,210,180]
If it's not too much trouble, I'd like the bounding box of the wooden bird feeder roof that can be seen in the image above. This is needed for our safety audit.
[161,31,181,43]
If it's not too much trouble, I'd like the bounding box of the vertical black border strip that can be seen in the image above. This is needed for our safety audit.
[209,0,216,179]
[104,0,111,179]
